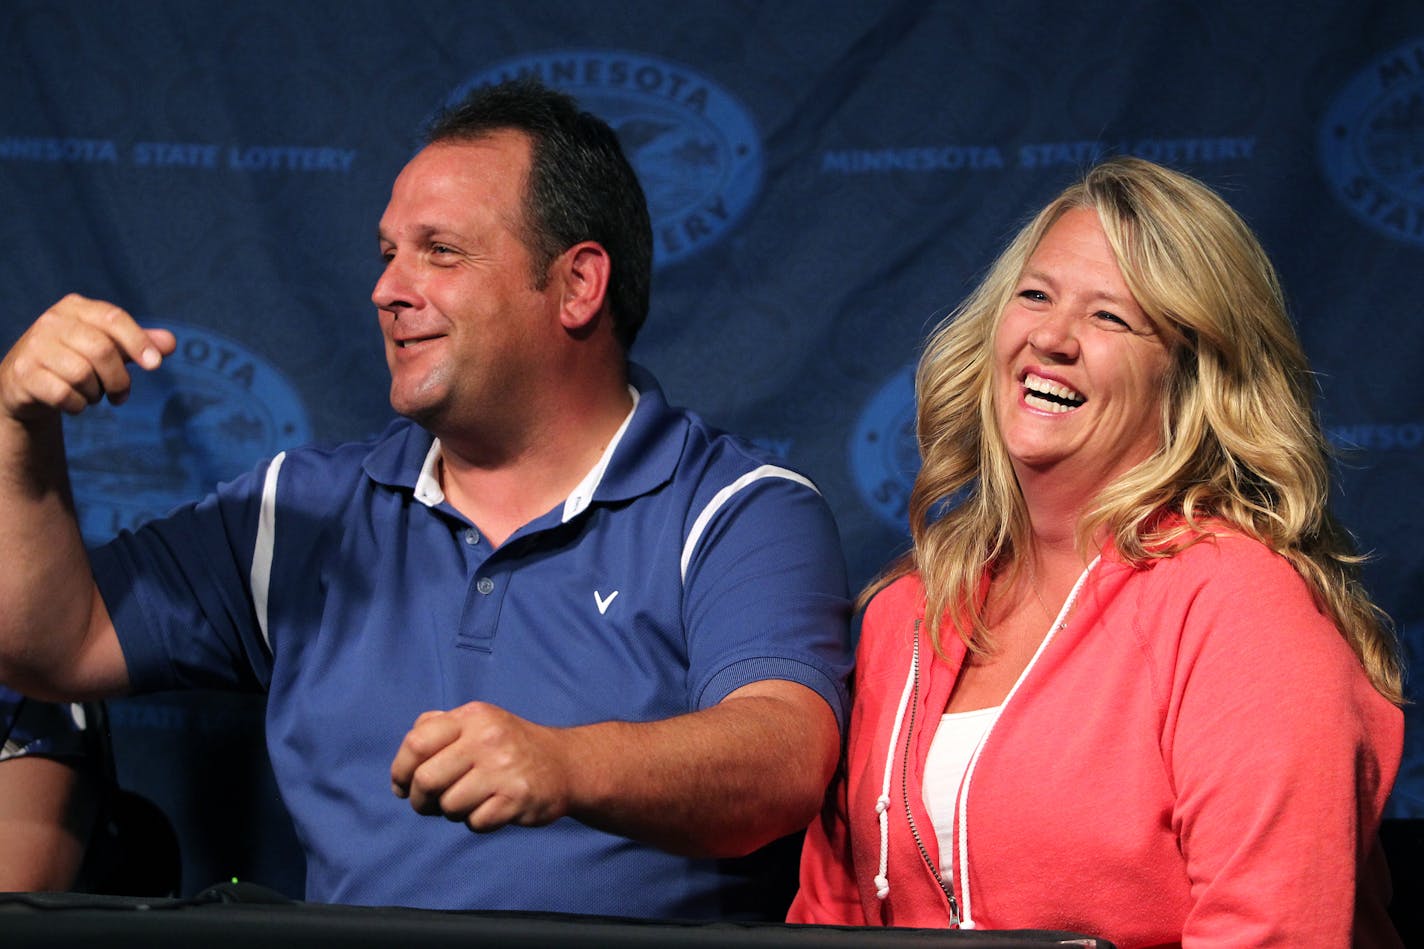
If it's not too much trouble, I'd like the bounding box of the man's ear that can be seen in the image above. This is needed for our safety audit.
[557,241,612,332]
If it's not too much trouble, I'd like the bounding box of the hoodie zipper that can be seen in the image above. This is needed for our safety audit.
[947,556,1101,927]
[899,620,961,926]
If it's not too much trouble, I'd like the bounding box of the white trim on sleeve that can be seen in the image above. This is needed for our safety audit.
[251,451,286,653]
[679,465,818,583]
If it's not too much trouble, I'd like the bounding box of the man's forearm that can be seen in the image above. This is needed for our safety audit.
[392,679,841,857]
[563,682,840,857]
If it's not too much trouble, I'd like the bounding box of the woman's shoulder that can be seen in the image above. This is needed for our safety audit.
[853,573,933,676]
[1138,520,1301,588]
[863,572,926,624]
[1127,522,1398,741]
[1130,522,1341,652]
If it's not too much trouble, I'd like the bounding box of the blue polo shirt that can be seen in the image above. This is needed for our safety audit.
[91,365,851,918]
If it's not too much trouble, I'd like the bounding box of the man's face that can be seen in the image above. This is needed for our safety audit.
[373,132,559,436]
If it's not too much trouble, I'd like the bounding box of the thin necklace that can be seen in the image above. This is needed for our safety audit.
[1026,556,1055,620]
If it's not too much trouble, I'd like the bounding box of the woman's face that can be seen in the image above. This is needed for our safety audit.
[993,207,1172,497]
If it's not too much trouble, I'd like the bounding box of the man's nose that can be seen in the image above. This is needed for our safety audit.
[372,253,419,312]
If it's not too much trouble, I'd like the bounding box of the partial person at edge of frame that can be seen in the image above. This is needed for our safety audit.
[0,686,96,892]
[789,156,1403,947]
[0,78,852,919]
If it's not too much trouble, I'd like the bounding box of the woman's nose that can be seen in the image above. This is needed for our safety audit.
[1027,310,1078,359]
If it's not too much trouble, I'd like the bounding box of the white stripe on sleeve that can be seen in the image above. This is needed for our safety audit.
[250,451,286,653]
[680,464,818,583]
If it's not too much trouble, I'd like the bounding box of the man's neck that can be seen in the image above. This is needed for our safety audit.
[435,379,635,548]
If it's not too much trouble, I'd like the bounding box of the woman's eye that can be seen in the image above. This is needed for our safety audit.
[1018,289,1048,302]
[1096,310,1129,328]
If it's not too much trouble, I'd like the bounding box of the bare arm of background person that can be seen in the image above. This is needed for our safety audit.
[390,678,840,858]
[0,754,95,890]
[0,294,175,700]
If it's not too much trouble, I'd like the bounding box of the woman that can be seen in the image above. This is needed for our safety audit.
[790,157,1403,946]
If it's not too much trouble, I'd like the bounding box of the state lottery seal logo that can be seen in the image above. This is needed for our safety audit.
[849,365,920,532]
[446,50,764,267]
[63,321,312,544]
[1319,39,1424,247]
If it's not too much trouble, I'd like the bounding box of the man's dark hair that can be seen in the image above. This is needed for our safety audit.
[425,79,653,350]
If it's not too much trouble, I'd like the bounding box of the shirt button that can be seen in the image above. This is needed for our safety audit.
[463,528,479,546]
[476,577,495,595]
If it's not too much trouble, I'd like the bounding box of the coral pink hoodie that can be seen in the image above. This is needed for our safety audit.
[790,532,1401,947]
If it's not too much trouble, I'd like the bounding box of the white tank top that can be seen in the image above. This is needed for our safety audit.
[922,705,1002,882]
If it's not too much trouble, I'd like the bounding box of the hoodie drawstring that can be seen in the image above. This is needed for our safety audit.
[874,622,920,901]
[873,558,1100,929]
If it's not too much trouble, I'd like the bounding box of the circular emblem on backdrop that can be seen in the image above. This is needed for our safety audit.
[446,50,764,267]
[849,365,920,532]
[1319,39,1424,247]
[63,322,312,545]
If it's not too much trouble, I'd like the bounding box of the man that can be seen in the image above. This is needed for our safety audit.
[0,80,851,917]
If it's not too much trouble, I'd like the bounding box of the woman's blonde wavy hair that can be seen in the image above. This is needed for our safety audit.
[872,156,1402,704]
